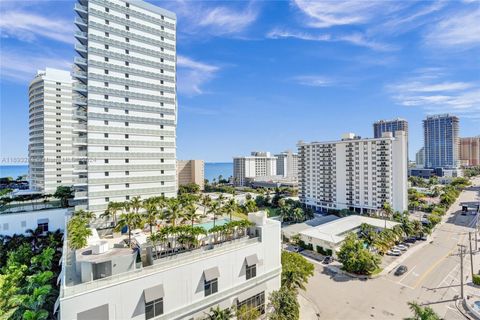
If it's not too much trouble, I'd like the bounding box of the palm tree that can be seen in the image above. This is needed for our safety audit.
[208,201,223,227]
[130,196,143,214]
[223,198,238,221]
[244,199,257,213]
[115,212,143,246]
[143,201,159,234]
[292,207,304,222]
[74,209,95,221]
[101,201,123,227]
[206,306,233,320]
[148,232,165,259]
[182,204,202,226]
[165,198,184,227]
[201,195,212,217]
[405,302,440,320]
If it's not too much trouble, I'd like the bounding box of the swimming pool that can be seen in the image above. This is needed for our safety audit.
[196,218,230,230]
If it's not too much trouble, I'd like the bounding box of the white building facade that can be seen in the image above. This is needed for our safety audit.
[275,151,298,179]
[59,212,281,319]
[0,208,70,236]
[28,68,74,194]
[73,0,177,213]
[233,152,277,186]
[298,132,408,214]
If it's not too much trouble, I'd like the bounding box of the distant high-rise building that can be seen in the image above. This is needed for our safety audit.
[423,114,459,169]
[233,152,277,186]
[28,68,74,194]
[177,160,205,190]
[298,131,408,213]
[373,118,408,139]
[275,151,298,179]
[72,0,177,212]
[459,137,480,166]
[415,147,425,168]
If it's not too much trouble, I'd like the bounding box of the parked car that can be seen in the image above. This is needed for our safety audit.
[400,242,411,247]
[417,235,428,241]
[394,265,408,276]
[291,246,303,253]
[322,256,333,264]
[461,212,467,216]
[405,237,417,244]
[394,245,408,251]
[387,250,402,256]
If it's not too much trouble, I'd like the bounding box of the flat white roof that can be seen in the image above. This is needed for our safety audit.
[300,215,400,244]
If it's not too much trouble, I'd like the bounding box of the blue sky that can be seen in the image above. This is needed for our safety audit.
[1,0,479,163]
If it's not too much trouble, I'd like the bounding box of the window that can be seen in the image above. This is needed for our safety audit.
[161,159,164,163]
[125,171,129,175]
[104,146,109,151]
[125,159,129,163]
[105,20,109,25]
[105,44,109,49]
[37,222,48,233]
[125,61,129,66]
[105,7,109,12]
[105,184,109,189]
[125,85,129,90]
[104,159,109,164]
[104,82,109,87]
[125,109,129,114]
[126,25,130,31]
[145,298,163,319]
[125,146,129,151]
[161,170,164,174]
[125,134,129,139]
[160,125,164,129]
[125,37,130,42]
[104,120,109,125]
[125,122,129,126]
[126,2,130,7]
[105,197,110,202]
[125,97,129,102]
[126,14,130,19]
[125,49,129,54]
[104,108,109,112]
[126,183,130,188]
[105,95,109,100]
[246,264,257,280]
[105,172,109,176]
[126,195,130,200]
[105,57,109,62]
[104,69,109,74]
[204,279,218,297]
[104,133,109,138]
[105,32,109,37]
[125,73,129,78]
[237,292,265,315]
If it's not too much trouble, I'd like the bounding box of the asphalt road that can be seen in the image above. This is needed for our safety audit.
[301,177,480,320]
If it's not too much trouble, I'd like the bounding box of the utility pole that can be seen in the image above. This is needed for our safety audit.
[459,245,464,300]
[469,232,474,280]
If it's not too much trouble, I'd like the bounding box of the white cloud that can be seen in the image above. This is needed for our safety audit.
[177,55,219,95]
[292,75,336,87]
[0,50,72,82]
[424,10,480,48]
[165,1,258,37]
[267,28,395,51]
[292,0,390,28]
[0,10,74,44]
[388,70,480,118]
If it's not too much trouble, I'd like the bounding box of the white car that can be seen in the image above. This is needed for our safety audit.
[394,245,408,251]
[387,250,402,256]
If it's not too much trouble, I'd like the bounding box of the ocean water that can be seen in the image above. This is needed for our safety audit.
[0,165,29,179]
[205,162,232,182]
[0,163,233,182]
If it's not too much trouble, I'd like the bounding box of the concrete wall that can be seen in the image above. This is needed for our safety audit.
[0,207,69,236]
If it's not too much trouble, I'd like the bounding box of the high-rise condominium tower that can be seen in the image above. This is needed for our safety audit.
[233,152,277,186]
[275,150,298,179]
[73,0,177,213]
[373,118,408,139]
[28,68,74,194]
[298,132,408,213]
[423,114,459,169]
[459,137,480,166]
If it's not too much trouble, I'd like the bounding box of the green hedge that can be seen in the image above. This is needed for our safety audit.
[473,274,480,286]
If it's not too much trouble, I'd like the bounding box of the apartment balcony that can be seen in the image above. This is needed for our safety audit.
[73,178,88,186]
[73,164,87,172]
[73,70,87,84]
[73,96,87,107]
[72,137,87,145]
[74,31,87,45]
[72,123,87,133]
[74,191,88,199]
[74,57,87,70]
[74,17,87,32]
[75,44,87,58]
[73,83,87,96]
[74,3,88,18]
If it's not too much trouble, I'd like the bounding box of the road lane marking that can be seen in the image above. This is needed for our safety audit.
[399,265,416,283]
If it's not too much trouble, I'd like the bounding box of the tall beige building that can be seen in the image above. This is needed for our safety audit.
[177,160,205,190]
[460,137,480,166]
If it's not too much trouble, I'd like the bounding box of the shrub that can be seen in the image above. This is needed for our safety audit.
[326,249,333,256]
[473,274,480,286]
